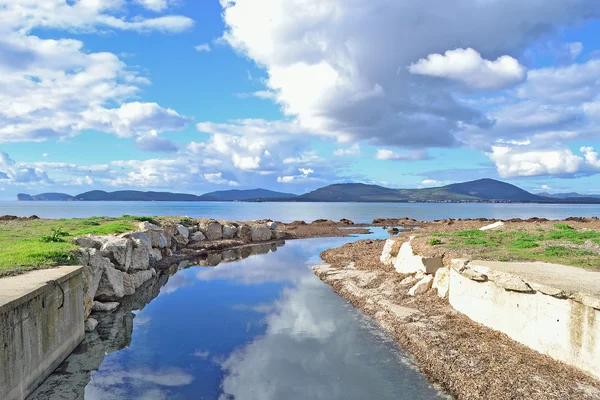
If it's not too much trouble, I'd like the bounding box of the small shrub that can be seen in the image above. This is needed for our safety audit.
[180,217,192,225]
[429,238,442,246]
[40,228,70,243]
[46,250,76,265]
[510,238,539,249]
[122,215,155,223]
[554,224,575,231]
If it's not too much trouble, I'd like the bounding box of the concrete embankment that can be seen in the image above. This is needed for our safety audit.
[0,266,84,400]
[315,236,600,399]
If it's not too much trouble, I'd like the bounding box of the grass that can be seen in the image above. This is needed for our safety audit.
[429,224,600,270]
[0,216,139,277]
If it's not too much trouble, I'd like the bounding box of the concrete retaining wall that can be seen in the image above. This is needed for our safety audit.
[0,266,85,400]
[449,266,600,380]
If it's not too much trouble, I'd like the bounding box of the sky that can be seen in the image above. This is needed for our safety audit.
[2,0,600,199]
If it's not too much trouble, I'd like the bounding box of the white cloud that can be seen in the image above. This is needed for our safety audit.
[220,0,598,149]
[0,150,49,183]
[420,179,443,187]
[488,145,600,177]
[195,43,211,52]
[204,172,239,186]
[135,0,172,12]
[409,48,527,90]
[375,149,431,161]
[333,144,360,157]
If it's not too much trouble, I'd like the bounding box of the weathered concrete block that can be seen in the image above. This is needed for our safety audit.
[394,239,443,274]
[0,266,85,400]
[380,239,397,265]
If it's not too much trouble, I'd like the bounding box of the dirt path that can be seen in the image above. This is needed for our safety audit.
[316,239,600,400]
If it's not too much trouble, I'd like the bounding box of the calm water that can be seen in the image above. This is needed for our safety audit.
[2,201,600,222]
[30,230,448,400]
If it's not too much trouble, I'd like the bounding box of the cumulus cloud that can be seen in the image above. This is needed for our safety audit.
[333,144,360,157]
[0,150,49,183]
[488,145,600,177]
[409,48,527,90]
[220,0,599,149]
[135,0,172,12]
[204,172,239,186]
[134,132,180,153]
[375,149,431,161]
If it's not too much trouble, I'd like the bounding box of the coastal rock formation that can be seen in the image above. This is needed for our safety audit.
[222,225,238,239]
[251,225,272,241]
[394,237,443,274]
[380,239,397,265]
[199,221,223,240]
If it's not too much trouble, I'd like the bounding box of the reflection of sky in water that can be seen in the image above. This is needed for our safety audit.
[36,229,448,399]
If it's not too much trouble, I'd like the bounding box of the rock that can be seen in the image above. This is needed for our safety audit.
[166,248,173,257]
[222,225,238,239]
[237,224,252,241]
[222,250,239,262]
[272,230,286,240]
[95,265,125,302]
[99,237,133,272]
[380,239,397,265]
[176,224,189,239]
[121,273,136,296]
[460,267,488,282]
[394,239,443,274]
[84,318,98,332]
[408,275,434,296]
[129,240,150,271]
[139,221,160,230]
[121,270,154,296]
[432,267,450,298]
[267,221,278,230]
[74,235,102,249]
[149,248,162,264]
[92,301,120,312]
[174,234,189,247]
[480,221,505,231]
[388,227,400,234]
[199,221,223,241]
[130,231,153,251]
[251,225,272,242]
[190,231,206,242]
[145,230,168,248]
[82,249,113,317]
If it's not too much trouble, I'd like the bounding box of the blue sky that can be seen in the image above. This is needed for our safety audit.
[1,0,600,199]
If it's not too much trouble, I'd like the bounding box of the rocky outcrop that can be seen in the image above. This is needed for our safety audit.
[251,225,272,241]
[199,221,223,240]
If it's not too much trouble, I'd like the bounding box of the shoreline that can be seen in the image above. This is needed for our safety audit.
[314,224,600,399]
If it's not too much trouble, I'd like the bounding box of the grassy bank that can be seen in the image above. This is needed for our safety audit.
[423,223,600,270]
[0,216,153,277]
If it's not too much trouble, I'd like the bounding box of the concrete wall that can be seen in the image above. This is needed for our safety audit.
[449,267,600,380]
[0,266,85,400]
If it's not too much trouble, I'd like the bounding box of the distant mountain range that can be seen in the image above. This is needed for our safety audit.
[538,192,600,200]
[16,179,600,203]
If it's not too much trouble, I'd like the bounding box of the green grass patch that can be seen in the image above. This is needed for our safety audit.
[121,214,156,223]
[429,238,442,246]
[0,217,137,276]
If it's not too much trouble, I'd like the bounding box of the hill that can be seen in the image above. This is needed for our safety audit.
[539,192,600,200]
[17,193,75,201]
[298,179,552,203]
[198,189,297,201]
[75,190,201,201]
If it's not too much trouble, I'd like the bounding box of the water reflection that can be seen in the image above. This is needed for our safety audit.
[30,233,447,400]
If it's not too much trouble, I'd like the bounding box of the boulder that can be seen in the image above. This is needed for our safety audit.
[380,239,397,265]
[74,235,102,249]
[145,230,168,248]
[432,267,450,298]
[92,301,120,312]
[130,240,150,271]
[237,224,252,241]
[84,318,98,332]
[408,275,433,296]
[139,221,160,230]
[121,270,154,296]
[121,272,136,296]
[130,231,153,251]
[81,248,113,317]
[95,265,125,302]
[222,225,238,239]
[190,231,206,242]
[149,248,163,264]
[99,237,133,272]
[251,225,272,242]
[199,221,223,241]
[272,230,286,240]
[174,234,189,247]
[176,224,189,239]
[394,238,443,274]
[267,221,278,230]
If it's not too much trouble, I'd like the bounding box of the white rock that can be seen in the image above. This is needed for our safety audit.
[251,225,272,242]
[176,224,190,239]
[84,318,98,332]
[380,239,398,265]
[190,231,206,242]
[267,221,278,230]
[92,301,120,312]
[480,221,505,231]
[408,275,434,296]
[139,221,160,230]
[99,237,133,272]
[95,265,125,301]
[432,267,451,298]
[222,225,238,239]
[199,221,223,241]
